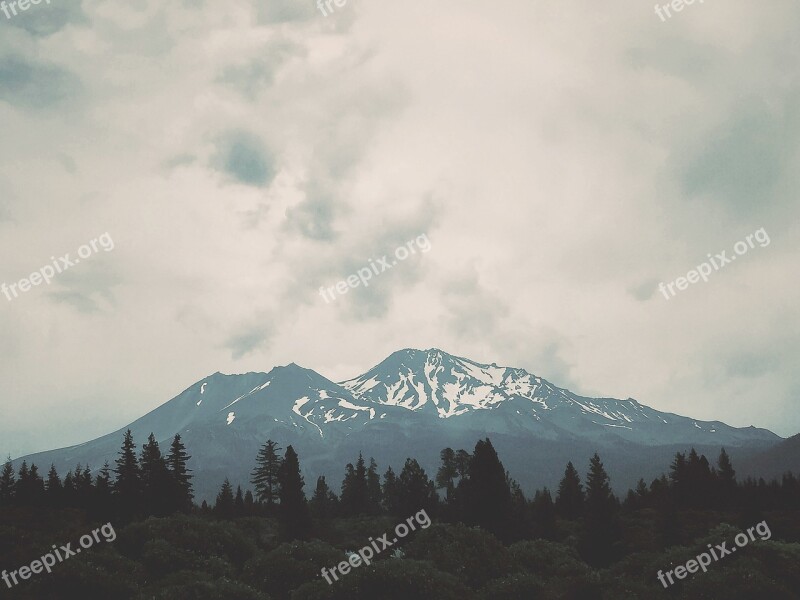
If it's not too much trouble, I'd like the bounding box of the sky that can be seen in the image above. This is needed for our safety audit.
[1,0,799,460]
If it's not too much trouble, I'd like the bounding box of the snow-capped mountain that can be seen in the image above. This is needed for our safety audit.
[13,348,782,501]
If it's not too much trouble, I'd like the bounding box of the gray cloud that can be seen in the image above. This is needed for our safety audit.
[6,1,87,37]
[211,131,276,188]
[0,54,82,110]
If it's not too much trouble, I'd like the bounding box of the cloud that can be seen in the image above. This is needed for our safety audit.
[211,131,276,188]
[5,1,87,37]
[225,325,274,360]
[0,55,82,110]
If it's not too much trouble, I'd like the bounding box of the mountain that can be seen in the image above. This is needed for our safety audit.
[13,348,783,502]
[739,433,800,481]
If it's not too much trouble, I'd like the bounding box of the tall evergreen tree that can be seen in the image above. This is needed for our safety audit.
[436,448,458,502]
[27,464,46,507]
[214,478,234,518]
[340,454,369,516]
[366,458,382,514]
[15,461,30,505]
[717,447,737,506]
[579,453,619,567]
[0,457,15,506]
[397,458,439,518]
[531,487,558,540]
[113,429,141,519]
[234,485,245,516]
[277,446,310,540]
[45,464,63,508]
[382,466,400,514]
[166,434,194,512]
[94,462,113,519]
[140,433,171,516]
[74,464,93,508]
[555,461,584,519]
[251,440,282,510]
[309,476,338,519]
[457,439,512,540]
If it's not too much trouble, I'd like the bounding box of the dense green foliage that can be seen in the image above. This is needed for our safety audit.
[1,434,798,598]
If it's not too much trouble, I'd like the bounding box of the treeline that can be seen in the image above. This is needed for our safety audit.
[5,430,798,568]
[0,431,193,521]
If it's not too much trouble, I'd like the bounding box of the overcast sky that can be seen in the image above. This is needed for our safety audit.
[1,0,798,459]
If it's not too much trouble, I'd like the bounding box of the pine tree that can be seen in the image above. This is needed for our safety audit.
[234,486,245,517]
[94,462,113,519]
[62,469,76,507]
[717,448,737,506]
[113,429,141,519]
[340,454,369,516]
[0,457,15,506]
[555,461,584,519]
[244,490,255,516]
[74,464,93,508]
[277,446,310,540]
[309,476,338,519]
[397,458,439,518]
[166,434,194,512]
[436,448,458,502]
[15,461,30,505]
[45,464,63,508]
[531,487,557,540]
[382,466,400,514]
[251,440,282,511]
[457,439,511,540]
[455,450,471,478]
[366,458,382,514]
[27,464,46,507]
[579,453,619,567]
[140,433,171,516]
[214,479,234,518]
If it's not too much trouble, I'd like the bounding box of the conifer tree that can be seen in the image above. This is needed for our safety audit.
[457,439,511,540]
[27,464,46,507]
[244,490,255,515]
[309,476,338,519]
[94,462,113,519]
[340,454,369,516]
[397,458,439,518]
[580,453,619,567]
[366,458,382,513]
[234,485,245,516]
[0,457,15,506]
[113,429,141,519]
[214,478,234,518]
[277,446,310,540]
[555,461,584,519]
[140,433,171,516]
[436,448,459,503]
[531,487,557,540]
[166,434,194,512]
[251,440,282,510]
[382,466,400,514]
[15,461,30,505]
[45,464,63,508]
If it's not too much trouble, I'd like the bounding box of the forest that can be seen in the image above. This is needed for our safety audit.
[1,432,798,599]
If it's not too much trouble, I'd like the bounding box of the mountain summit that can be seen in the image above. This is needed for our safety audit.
[14,348,781,501]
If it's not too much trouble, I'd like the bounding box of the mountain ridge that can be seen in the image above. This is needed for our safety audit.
[12,347,783,502]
